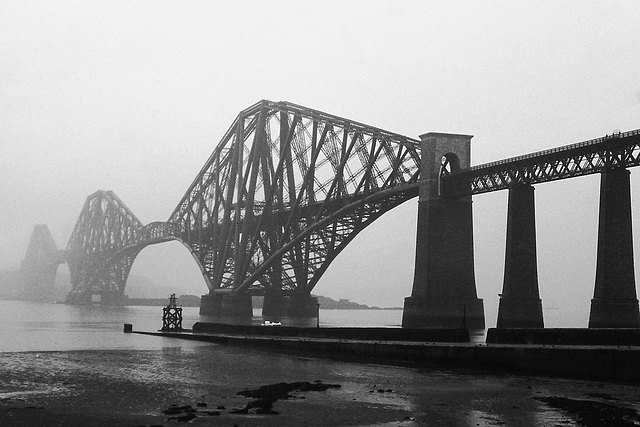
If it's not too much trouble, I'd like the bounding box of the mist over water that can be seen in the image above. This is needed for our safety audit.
[2,4,640,424]
[3,2,640,327]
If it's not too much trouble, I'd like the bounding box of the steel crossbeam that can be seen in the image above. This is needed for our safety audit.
[441,129,640,196]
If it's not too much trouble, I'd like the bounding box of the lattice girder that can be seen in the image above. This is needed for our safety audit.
[441,129,640,196]
[170,100,421,294]
[66,190,144,297]
[61,102,640,303]
[243,187,419,295]
[22,224,62,268]
[20,224,65,298]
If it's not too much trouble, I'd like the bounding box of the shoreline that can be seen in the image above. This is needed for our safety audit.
[134,327,640,384]
[3,345,640,426]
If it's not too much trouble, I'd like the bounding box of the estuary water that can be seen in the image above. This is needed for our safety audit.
[0,300,579,353]
[0,300,405,353]
[2,300,639,426]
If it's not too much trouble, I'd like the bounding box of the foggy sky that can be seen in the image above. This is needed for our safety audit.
[2,1,640,327]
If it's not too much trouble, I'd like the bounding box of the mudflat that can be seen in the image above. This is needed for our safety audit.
[1,344,640,426]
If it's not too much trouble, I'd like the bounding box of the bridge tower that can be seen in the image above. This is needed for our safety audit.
[20,224,65,301]
[65,190,143,305]
[402,133,485,329]
[589,167,640,328]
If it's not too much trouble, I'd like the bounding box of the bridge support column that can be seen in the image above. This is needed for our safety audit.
[199,293,223,315]
[497,184,544,328]
[99,292,128,306]
[65,292,92,305]
[262,292,288,317]
[221,293,253,316]
[402,132,485,329]
[200,291,253,316]
[589,168,640,328]
[288,294,319,317]
[262,292,319,317]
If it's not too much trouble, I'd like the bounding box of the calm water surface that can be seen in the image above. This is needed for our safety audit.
[2,300,638,427]
[0,300,407,352]
[0,300,581,353]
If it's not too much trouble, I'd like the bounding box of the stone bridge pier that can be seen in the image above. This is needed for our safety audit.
[589,167,640,328]
[200,290,319,318]
[200,290,253,316]
[262,292,319,317]
[402,133,485,329]
[497,184,544,328]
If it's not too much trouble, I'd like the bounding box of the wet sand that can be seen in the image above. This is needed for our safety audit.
[1,343,640,426]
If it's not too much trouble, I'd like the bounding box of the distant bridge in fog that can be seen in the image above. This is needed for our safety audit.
[20,99,640,329]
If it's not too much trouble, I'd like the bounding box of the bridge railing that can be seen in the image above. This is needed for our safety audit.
[441,128,640,196]
[470,129,640,171]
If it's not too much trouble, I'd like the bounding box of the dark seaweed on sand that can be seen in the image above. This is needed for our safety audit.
[233,381,342,415]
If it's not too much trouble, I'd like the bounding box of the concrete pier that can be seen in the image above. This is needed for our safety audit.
[262,292,319,317]
[65,291,127,305]
[287,294,319,317]
[402,132,484,329]
[589,168,640,328]
[497,184,544,328]
[200,291,253,316]
[65,291,93,305]
[141,327,640,383]
[262,291,289,316]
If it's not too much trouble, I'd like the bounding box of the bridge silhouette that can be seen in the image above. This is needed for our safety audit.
[20,100,640,329]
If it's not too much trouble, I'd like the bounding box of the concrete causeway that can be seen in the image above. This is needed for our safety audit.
[131,325,640,384]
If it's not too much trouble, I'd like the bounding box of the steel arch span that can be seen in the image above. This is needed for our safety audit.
[63,101,422,303]
[26,97,640,329]
[63,191,202,303]
[65,190,147,303]
[170,100,421,296]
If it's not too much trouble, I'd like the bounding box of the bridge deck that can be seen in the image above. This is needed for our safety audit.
[442,129,640,196]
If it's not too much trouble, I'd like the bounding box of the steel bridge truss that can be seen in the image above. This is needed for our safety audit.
[20,224,65,299]
[65,191,191,302]
[52,100,640,304]
[441,129,640,196]
[170,100,421,295]
[65,190,148,302]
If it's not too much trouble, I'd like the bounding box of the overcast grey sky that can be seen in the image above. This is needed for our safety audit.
[2,1,640,326]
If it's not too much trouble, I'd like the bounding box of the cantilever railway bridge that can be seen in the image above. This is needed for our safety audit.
[20,99,640,328]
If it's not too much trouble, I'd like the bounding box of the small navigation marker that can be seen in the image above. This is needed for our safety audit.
[162,294,183,331]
